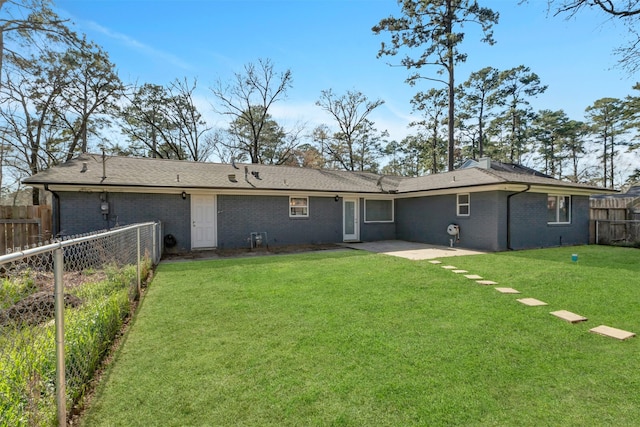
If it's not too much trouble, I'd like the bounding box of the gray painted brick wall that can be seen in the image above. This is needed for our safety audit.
[57,191,191,252]
[396,191,589,251]
[395,192,503,251]
[217,195,343,249]
[359,198,397,242]
[54,189,590,253]
[509,193,589,249]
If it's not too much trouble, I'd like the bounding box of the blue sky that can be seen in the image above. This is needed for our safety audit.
[55,0,638,146]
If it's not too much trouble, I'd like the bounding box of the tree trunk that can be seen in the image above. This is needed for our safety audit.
[446,0,455,172]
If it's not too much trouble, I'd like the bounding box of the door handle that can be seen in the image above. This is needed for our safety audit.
[193,221,196,227]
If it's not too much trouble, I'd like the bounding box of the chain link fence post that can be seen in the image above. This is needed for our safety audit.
[54,246,66,427]
[137,227,141,298]
[0,222,161,426]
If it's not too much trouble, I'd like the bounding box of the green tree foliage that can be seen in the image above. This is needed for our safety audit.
[623,82,640,152]
[316,89,386,172]
[585,97,628,188]
[373,0,499,171]
[284,143,325,169]
[493,65,547,163]
[309,124,332,169]
[410,88,448,174]
[531,110,589,182]
[531,109,573,178]
[121,83,177,158]
[0,37,120,203]
[562,119,589,182]
[0,0,77,200]
[627,167,640,184]
[225,105,299,165]
[53,39,123,161]
[0,0,76,88]
[457,66,500,158]
[120,78,210,161]
[382,134,439,176]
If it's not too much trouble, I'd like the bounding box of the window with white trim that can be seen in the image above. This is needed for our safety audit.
[547,195,571,224]
[364,199,394,223]
[289,196,309,217]
[457,193,470,216]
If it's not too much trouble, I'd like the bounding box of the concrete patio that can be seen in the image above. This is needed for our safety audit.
[339,240,487,260]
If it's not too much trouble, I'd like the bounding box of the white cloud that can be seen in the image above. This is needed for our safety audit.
[82,19,194,71]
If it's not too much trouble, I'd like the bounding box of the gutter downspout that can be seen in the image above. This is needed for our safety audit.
[506,185,531,250]
[44,184,61,237]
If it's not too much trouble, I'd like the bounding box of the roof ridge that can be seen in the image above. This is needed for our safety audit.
[468,167,509,182]
[78,153,401,177]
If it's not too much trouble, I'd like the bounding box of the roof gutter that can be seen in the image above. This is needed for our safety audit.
[507,184,531,250]
[44,184,61,237]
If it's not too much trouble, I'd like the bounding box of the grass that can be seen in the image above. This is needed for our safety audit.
[80,246,640,426]
[0,262,146,427]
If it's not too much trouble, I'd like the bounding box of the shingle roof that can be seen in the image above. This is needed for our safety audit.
[23,154,408,193]
[23,153,611,195]
[591,185,640,199]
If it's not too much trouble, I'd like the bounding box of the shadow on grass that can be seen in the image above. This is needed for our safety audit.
[157,249,370,273]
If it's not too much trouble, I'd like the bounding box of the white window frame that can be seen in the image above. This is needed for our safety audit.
[457,193,470,217]
[547,195,571,224]
[289,196,309,218]
[364,199,394,223]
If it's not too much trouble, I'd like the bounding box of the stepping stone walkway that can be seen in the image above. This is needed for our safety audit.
[517,298,548,307]
[550,310,587,323]
[495,287,520,294]
[476,280,498,285]
[426,260,636,342]
[590,325,636,341]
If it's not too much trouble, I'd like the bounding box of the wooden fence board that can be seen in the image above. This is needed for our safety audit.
[594,220,640,245]
[0,205,52,254]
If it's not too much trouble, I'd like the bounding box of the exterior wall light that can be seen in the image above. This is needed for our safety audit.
[181,191,187,200]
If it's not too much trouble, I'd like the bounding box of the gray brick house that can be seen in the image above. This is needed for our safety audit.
[23,154,614,252]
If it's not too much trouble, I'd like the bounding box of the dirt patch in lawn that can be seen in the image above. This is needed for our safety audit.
[162,243,345,262]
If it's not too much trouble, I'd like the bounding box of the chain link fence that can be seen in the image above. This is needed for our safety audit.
[0,222,162,426]
[595,220,640,247]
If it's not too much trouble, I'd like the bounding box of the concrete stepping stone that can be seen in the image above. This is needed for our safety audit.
[441,265,457,269]
[464,274,483,280]
[590,325,636,341]
[476,280,498,285]
[452,270,468,274]
[428,260,442,264]
[550,310,587,323]
[517,298,547,306]
[495,287,520,294]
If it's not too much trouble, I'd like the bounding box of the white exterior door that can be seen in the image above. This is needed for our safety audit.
[191,194,217,249]
[343,198,359,242]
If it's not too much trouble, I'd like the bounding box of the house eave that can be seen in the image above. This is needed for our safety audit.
[30,181,613,199]
[393,183,614,198]
[30,183,398,198]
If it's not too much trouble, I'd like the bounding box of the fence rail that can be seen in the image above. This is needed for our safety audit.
[594,220,640,246]
[0,205,52,255]
[0,222,162,426]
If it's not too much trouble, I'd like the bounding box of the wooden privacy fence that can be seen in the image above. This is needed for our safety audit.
[0,205,52,254]
[589,195,640,244]
[593,220,640,246]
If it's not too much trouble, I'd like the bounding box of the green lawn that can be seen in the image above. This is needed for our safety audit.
[80,245,640,426]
